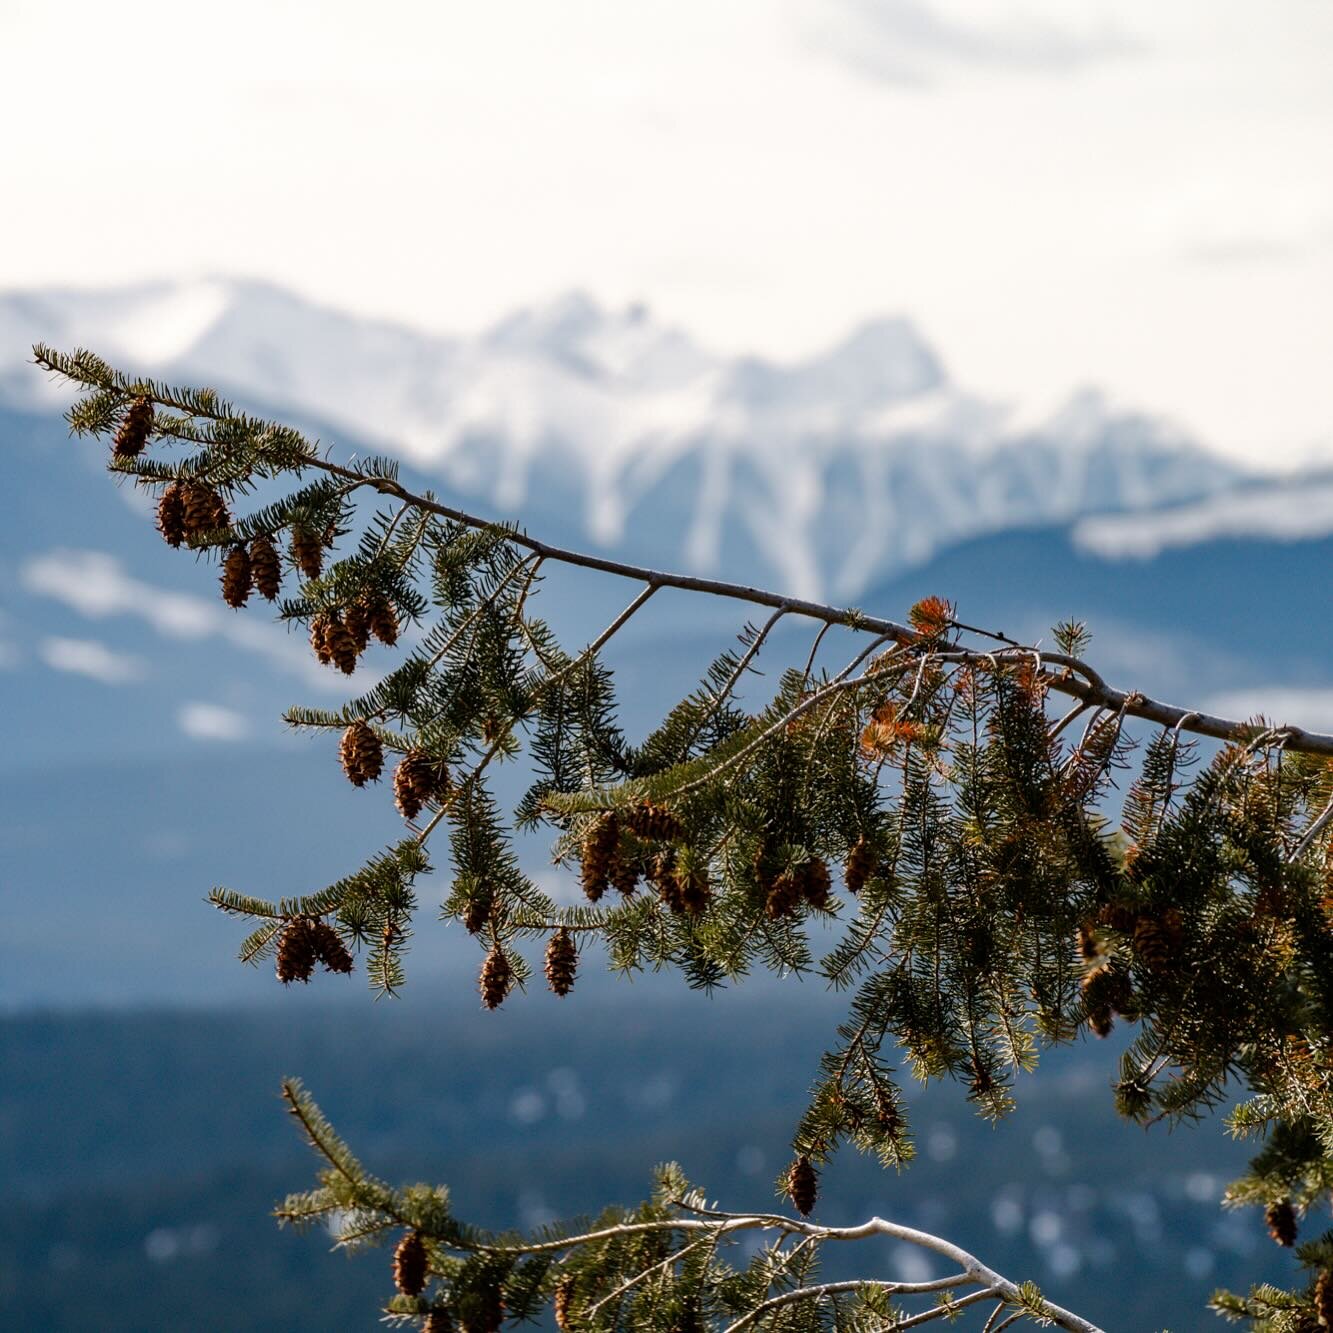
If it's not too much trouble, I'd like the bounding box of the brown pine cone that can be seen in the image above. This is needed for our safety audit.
[182,481,228,537]
[393,1230,428,1297]
[368,596,400,646]
[339,720,384,786]
[1315,1268,1333,1328]
[394,751,450,821]
[545,928,577,997]
[553,1276,575,1331]
[325,613,359,675]
[610,849,639,897]
[157,483,186,547]
[462,890,493,936]
[765,871,803,921]
[1133,908,1183,975]
[800,859,832,910]
[625,802,683,841]
[1081,969,1115,1039]
[480,944,512,1010]
[249,534,282,600]
[309,921,354,974]
[580,813,619,903]
[275,919,318,985]
[291,524,323,580]
[844,836,875,895]
[113,395,154,458]
[344,599,372,654]
[676,864,711,915]
[221,545,252,608]
[788,1155,817,1216]
[1265,1199,1297,1247]
[309,613,334,666]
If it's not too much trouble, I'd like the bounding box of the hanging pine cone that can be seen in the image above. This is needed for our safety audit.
[610,851,639,897]
[325,613,359,675]
[309,613,334,666]
[249,534,281,601]
[545,928,577,997]
[1133,908,1183,975]
[422,1313,452,1333]
[343,599,372,654]
[1077,921,1099,962]
[800,859,832,911]
[394,751,449,821]
[580,813,619,903]
[647,849,683,911]
[844,836,875,894]
[553,1276,575,1332]
[221,545,252,608]
[463,889,493,936]
[625,801,683,841]
[787,1155,817,1216]
[1315,1268,1333,1329]
[765,871,803,921]
[1265,1199,1297,1247]
[1081,969,1115,1039]
[368,596,400,646]
[157,482,186,547]
[480,945,512,1010]
[677,865,711,915]
[275,919,318,985]
[291,524,323,579]
[309,921,354,974]
[340,720,384,787]
[113,395,154,458]
[182,481,228,537]
[393,1231,429,1297]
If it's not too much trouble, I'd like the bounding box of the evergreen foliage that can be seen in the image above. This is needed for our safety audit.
[33,344,1333,1329]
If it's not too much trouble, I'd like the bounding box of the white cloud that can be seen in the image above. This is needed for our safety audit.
[39,635,147,684]
[1073,480,1333,560]
[178,701,250,741]
[1204,689,1333,735]
[20,548,370,693]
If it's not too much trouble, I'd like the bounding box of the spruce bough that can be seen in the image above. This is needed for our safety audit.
[34,344,1333,1330]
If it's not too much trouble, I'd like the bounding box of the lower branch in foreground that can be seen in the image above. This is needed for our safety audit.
[276,1079,1104,1333]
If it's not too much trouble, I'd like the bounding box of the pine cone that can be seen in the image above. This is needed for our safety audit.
[393,1230,429,1297]
[553,1276,575,1331]
[800,859,832,911]
[1081,969,1115,1039]
[545,928,578,997]
[394,751,449,821]
[480,945,512,1010]
[1266,1199,1297,1247]
[340,720,384,786]
[788,1155,817,1216]
[309,921,354,974]
[182,481,228,537]
[325,613,359,675]
[249,534,282,600]
[625,802,683,841]
[580,813,619,903]
[677,864,711,915]
[157,483,186,547]
[344,599,372,654]
[610,849,639,897]
[1316,1268,1333,1329]
[463,891,493,936]
[221,545,252,608]
[844,837,875,895]
[275,919,318,985]
[1077,921,1099,962]
[113,395,154,458]
[309,613,334,666]
[765,871,803,921]
[291,524,323,580]
[368,596,400,647]
[1133,908,1183,975]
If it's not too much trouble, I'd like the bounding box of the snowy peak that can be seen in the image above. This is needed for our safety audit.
[2,278,1247,598]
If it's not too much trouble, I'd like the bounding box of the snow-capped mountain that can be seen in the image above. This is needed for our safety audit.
[3,278,1243,599]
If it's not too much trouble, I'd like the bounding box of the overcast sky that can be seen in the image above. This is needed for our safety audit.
[3,0,1330,467]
